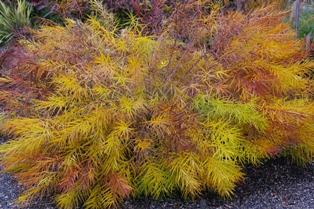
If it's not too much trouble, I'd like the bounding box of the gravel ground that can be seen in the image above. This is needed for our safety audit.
[0,157,313,209]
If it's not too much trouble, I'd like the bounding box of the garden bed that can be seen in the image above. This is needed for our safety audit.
[1,156,313,209]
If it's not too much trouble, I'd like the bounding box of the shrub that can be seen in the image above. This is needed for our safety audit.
[298,2,314,39]
[0,2,314,209]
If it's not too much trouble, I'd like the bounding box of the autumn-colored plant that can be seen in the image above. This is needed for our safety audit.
[0,40,46,116]
[104,0,292,35]
[1,1,314,209]
[54,0,90,18]
[104,0,217,35]
[221,0,291,12]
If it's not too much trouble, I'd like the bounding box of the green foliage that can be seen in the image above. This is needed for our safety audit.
[29,0,65,26]
[193,96,268,132]
[298,2,314,39]
[0,0,32,45]
[0,2,314,208]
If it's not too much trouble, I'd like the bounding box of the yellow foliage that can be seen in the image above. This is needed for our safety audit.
[202,157,244,197]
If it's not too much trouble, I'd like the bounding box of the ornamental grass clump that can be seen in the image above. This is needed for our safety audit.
[0,1,314,208]
[0,0,32,45]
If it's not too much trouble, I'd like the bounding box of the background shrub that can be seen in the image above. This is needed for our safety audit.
[0,0,32,45]
[0,1,314,209]
[298,1,314,39]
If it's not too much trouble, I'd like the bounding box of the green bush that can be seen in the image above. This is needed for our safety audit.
[0,2,314,209]
[298,2,314,39]
[0,0,32,45]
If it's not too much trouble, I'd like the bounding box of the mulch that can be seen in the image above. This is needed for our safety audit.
[1,156,313,209]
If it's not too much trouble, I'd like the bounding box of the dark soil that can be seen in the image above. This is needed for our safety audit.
[121,158,314,209]
[1,157,314,209]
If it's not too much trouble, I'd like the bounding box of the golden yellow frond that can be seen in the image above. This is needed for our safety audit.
[137,162,175,199]
[112,120,134,141]
[55,189,79,209]
[203,157,243,197]
[0,76,11,83]
[146,113,171,138]
[170,152,202,197]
